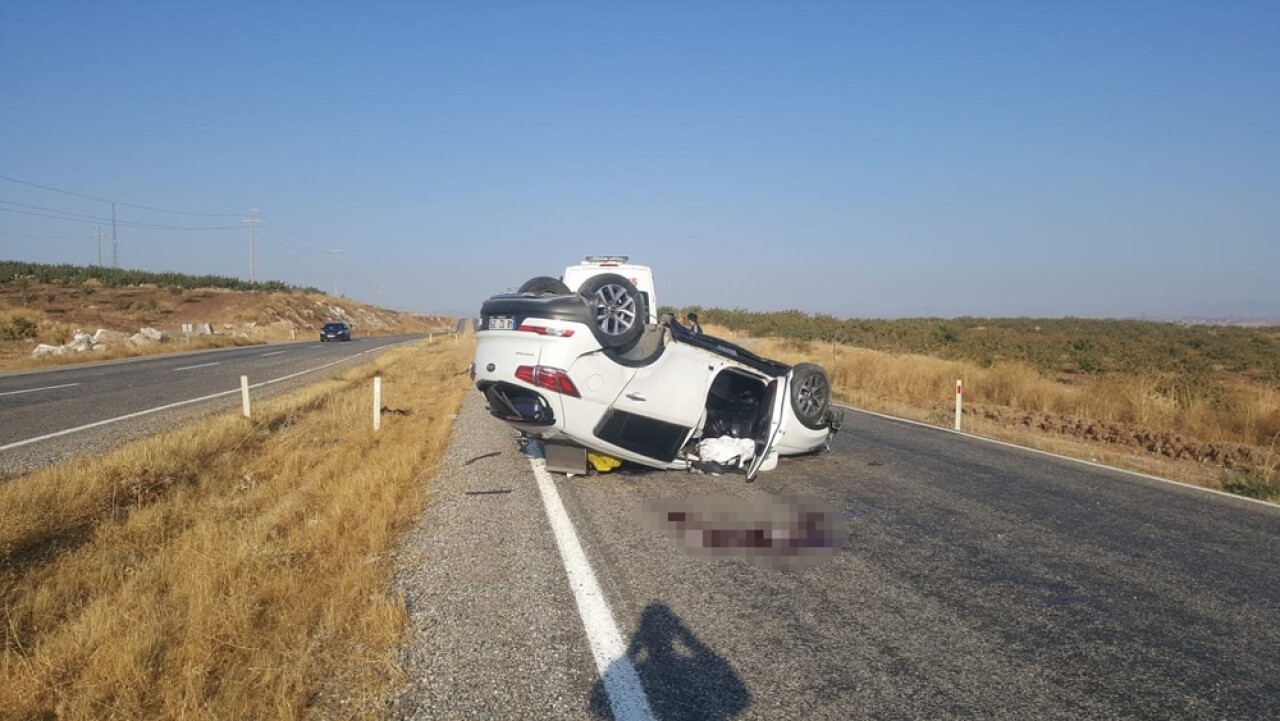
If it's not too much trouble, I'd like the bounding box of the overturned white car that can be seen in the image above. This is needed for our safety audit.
[473,257,841,480]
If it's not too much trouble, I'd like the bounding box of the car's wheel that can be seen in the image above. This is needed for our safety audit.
[518,276,571,295]
[790,363,831,430]
[578,273,644,349]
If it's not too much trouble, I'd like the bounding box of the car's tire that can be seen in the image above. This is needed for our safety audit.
[577,273,644,349]
[790,363,831,430]
[518,276,572,295]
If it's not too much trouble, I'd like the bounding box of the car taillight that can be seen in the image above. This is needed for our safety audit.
[517,324,575,338]
[514,365,581,398]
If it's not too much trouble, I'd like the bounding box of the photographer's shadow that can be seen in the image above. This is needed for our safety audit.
[589,603,750,720]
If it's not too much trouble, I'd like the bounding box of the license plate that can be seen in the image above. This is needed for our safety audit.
[488,316,515,331]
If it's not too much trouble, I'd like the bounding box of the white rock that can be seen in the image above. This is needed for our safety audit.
[196,322,213,335]
[33,344,65,357]
[128,332,154,346]
[93,329,129,344]
[72,331,94,345]
[138,327,168,342]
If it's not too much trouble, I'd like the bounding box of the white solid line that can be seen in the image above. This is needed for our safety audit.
[309,345,324,348]
[835,403,1279,510]
[529,458,656,721]
[260,350,287,357]
[0,349,392,453]
[172,362,221,371]
[0,382,81,398]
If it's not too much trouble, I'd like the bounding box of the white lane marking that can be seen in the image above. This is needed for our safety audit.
[0,382,81,398]
[835,403,1279,510]
[0,342,415,453]
[529,458,656,721]
[172,362,221,371]
[309,345,324,349]
[261,350,287,357]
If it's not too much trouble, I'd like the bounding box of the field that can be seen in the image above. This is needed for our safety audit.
[0,338,475,720]
[671,310,1280,501]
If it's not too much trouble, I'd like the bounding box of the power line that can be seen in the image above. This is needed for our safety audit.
[0,174,242,217]
[0,174,345,288]
[256,225,334,255]
[0,229,89,241]
[0,198,120,222]
[259,219,334,253]
[1,198,239,229]
[0,203,237,230]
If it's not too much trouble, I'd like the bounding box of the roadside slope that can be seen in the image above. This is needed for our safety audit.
[1,277,451,372]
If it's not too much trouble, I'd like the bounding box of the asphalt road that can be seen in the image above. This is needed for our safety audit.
[396,391,1279,720]
[0,334,424,477]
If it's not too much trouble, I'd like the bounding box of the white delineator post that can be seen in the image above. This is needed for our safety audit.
[954,379,963,430]
[373,376,382,431]
[241,375,251,418]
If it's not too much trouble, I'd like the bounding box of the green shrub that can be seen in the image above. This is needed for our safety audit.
[1221,470,1279,501]
[0,314,38,341]
[1,260,321,295]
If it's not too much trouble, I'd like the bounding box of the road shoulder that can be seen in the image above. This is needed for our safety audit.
[391,391,600,720]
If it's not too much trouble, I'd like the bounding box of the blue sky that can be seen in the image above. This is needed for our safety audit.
[1,1,1276,319]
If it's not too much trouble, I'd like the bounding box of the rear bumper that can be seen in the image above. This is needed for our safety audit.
[478,381,557,427]
[480,293,593,330]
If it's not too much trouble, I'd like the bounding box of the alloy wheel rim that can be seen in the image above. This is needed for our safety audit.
[594,284,637,336]
[796,374,828,417]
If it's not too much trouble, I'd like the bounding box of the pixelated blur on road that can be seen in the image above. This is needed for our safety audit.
[638,493,847,570]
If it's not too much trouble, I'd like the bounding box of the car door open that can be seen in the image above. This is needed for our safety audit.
[747,375,789,481]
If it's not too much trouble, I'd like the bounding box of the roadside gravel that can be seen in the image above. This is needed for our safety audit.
[391,390,600,720]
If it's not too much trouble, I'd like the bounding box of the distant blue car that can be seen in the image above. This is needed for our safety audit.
[320,322,351,342]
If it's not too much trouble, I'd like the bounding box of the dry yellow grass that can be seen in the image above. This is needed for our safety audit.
[702,325,1279,498]
[0,337,475,720]
[744,334,1280,448]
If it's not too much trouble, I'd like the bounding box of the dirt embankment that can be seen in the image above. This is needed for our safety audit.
[960,403,1272,470]
[0,281,454,370]
[733,329,1279,499]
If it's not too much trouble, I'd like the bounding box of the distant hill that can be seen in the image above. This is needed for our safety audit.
[0,260,451,368]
